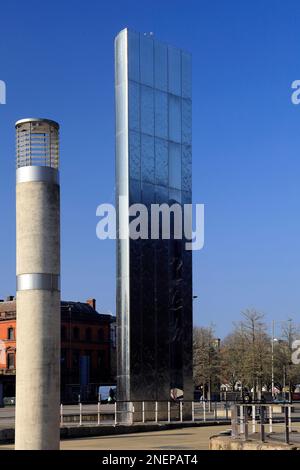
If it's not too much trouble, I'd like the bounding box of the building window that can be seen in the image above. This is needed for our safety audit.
[61,326,66,341]
[7,353,15,369]
[98,328,104,342]
[72,350,80,369]
[7,327,14,340]
[61,349,67,369]
[110,325,116,348]
[97,350,106,368]
[84,350,92,366]
[86,328,92,341]
[73,327,80,341]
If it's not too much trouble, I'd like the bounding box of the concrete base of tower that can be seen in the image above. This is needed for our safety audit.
[15,290,60,450]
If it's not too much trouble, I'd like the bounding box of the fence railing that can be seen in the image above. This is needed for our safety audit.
[59,400,233,426]
[231,403,299,445]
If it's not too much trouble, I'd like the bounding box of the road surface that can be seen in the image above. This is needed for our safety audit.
[0,424,229,450]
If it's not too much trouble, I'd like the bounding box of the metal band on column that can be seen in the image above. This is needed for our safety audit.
[17,274,60,291]
[16,166,59,184]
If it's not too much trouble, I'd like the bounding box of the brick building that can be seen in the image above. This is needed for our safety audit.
[0,297,116,402]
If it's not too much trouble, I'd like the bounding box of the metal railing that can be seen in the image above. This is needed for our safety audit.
[58,400,234,426]
[231,403,300,445]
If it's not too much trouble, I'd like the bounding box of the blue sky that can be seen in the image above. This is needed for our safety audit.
[1,0,300,338]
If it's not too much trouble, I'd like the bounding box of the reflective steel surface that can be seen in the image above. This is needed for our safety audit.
[16,165,59,184]
[16,273,61,291]
[115,29,193,402]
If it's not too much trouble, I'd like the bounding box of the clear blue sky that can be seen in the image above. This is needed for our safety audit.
[1,0,300,338]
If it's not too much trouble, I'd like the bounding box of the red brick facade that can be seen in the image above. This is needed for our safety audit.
[0,298,116,401]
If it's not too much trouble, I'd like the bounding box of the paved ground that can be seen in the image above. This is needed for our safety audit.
[0,425,229,450]
[1,422,299,450]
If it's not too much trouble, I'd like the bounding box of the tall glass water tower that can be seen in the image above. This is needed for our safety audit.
[115,29,193,419]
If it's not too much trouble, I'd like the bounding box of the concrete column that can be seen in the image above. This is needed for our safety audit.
[15,118,60,450]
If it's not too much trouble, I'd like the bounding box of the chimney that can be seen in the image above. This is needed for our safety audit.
[86,298,96,310]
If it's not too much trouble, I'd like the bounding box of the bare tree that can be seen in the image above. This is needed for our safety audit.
[194,310,300,401]
[193,326,220,400]
[220,330,247,393]
[220,309,271,398]
[237,309,271,398]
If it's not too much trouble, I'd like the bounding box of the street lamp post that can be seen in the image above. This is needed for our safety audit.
[271,320,275,399]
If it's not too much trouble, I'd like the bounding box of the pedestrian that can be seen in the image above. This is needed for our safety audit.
[108,387,115,403]
[244,392,252,417]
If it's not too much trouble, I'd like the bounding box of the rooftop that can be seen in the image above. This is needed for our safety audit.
[0,297,115,323]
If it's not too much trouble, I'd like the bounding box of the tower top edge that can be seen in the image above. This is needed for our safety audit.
[15,118,59,129]
[114,28,191,56]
